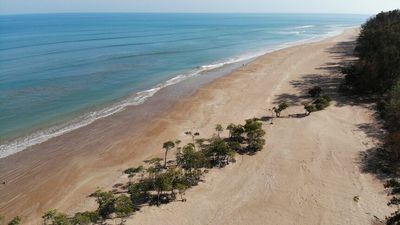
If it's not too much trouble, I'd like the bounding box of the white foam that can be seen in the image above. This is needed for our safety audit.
[0,53,262,159]
[292,25,314,29]
[0,25,357,159]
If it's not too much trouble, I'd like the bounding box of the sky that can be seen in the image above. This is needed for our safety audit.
[0,0,399,15]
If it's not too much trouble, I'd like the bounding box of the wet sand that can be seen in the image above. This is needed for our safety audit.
[0,28,391,224]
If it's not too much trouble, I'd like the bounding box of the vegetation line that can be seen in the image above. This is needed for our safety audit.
[341,9,400,225]
[36,118,267,225]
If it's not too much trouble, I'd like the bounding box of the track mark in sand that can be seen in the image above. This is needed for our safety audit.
[266,96,271,105]
[262,173,274,201]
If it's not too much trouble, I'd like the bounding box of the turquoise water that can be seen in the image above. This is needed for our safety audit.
[0,13,367,157]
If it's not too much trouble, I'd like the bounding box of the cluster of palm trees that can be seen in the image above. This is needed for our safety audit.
[6,90,334,225]
[37,118,266,225]
[5,89,334,225]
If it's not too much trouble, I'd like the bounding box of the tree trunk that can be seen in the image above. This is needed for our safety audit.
[164,150,168,168]
[192,136,196,150]
[157,190,161,206]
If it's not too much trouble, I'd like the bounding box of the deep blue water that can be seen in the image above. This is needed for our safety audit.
[0,13,368,157]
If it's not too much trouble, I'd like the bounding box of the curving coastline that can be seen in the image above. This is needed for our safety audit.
[0,28,391,225]
[0,25,358,159]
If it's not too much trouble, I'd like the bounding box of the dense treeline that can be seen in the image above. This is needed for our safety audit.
[344,10,400,95]
[344,10,400,137]
[34,119,266,225]
[343,10,400,224]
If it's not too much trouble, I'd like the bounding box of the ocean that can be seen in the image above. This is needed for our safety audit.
[0,13,368,158]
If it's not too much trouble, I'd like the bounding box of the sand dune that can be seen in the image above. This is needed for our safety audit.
[0,29,391,224]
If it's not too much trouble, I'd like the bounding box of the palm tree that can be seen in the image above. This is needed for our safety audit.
[215,124,223,137]
[162,141,175,168]
[175,140,182,153]
[185,131,200,149]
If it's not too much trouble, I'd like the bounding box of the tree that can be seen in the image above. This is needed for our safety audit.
[42,210,70,225]
[42,210,57,225]
[313,96,331,111]
[304,104,316,116]
[162,141,175,168]
[176,144,206,171]
[70,211,98,225]
[339,10,400,224]
[115,195,133,224]
[128,179,152,205]
[7,217,21,225]
[153,172,173,205]
[185,131,200,147]
[93,190,116,219]
[163,165,183,198]
[303,95,330,115]
[228,140,242,153]
[175,182,188,202]
[344,10,400,95]
[381,81,400,132]
[385,179,400,225]
[272,101,289,117]
[145,158,163,174]
[175,140,182,153]
[203,137,235,167]
[215,124,224,137]
[244,119,266,152]
[385,132,400,162]
[226,124,245,142]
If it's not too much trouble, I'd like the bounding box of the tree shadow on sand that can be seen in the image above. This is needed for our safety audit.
[283,39,393,180]
[272,93,305,106]
[288,39,375,109]
[354,122,400,180]
[356,123,386,140]
[358,148,398,180]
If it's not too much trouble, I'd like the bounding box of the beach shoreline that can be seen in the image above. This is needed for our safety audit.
[0,25,355,159]
[0,28,391,224]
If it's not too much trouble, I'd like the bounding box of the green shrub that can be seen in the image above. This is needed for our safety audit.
[321,95,332,102]
[313,97,330,110]
[93,191,116,219]
[115,195,133,218]
[304,104,317,115]
[71,211,98,225]
[7,217,21,225]
[124,166,144,175]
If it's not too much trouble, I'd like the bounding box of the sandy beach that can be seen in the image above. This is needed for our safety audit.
[0,28,391,224]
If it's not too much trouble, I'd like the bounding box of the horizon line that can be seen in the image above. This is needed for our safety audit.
[0,11,374,16]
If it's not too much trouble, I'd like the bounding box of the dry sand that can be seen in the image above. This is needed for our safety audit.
[0,28,391,224]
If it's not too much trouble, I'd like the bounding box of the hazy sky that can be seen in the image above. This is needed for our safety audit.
[0,0,399,14]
